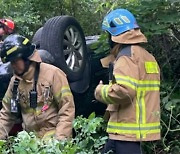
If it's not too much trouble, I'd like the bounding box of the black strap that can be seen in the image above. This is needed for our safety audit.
[11,78,21,118]
[107,45,132,84]
[12,78,20,99]
[29,62,40,109]
[109,62,114,82]
[33,62,40,91]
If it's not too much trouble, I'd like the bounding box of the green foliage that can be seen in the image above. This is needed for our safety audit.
[0,0,179,153]
[0,0,103,37]
[130,0,180,36]
[0,0,42,37]
[90,33,110,55]
[73,112,107,153]
[0,0,179,38]
[160,82,180,154]
[0,140,6,152]
[0,113,107,154]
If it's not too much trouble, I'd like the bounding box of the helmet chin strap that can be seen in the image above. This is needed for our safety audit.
[108,33,116,48]
[15,58,31,76]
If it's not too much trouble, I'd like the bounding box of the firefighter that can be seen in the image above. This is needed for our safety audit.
[0,34,75,140]
[95,9,161,154]
[0,18,15,41]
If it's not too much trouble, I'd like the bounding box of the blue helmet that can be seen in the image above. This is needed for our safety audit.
[102,9,139,36]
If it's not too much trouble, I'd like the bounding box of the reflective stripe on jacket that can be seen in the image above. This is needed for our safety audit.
[95,45,161,141]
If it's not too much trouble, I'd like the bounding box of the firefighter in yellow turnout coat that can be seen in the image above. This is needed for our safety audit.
[95,9,161,154]
[0,34,75,140]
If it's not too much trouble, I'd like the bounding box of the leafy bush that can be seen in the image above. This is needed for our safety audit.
[0,0,179,153]
[0,113,107,154]
[0,0,42,37]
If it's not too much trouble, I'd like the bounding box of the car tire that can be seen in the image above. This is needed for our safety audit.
[40,16,87,82]
[32,27,43,49]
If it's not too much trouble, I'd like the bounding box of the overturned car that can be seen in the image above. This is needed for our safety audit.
[0,16,109,119]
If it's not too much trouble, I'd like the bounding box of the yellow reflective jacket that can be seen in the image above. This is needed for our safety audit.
[95,45,161,141]
[0,61,75,140]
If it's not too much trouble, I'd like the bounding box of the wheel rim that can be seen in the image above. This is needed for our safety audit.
[63,26,84,72]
